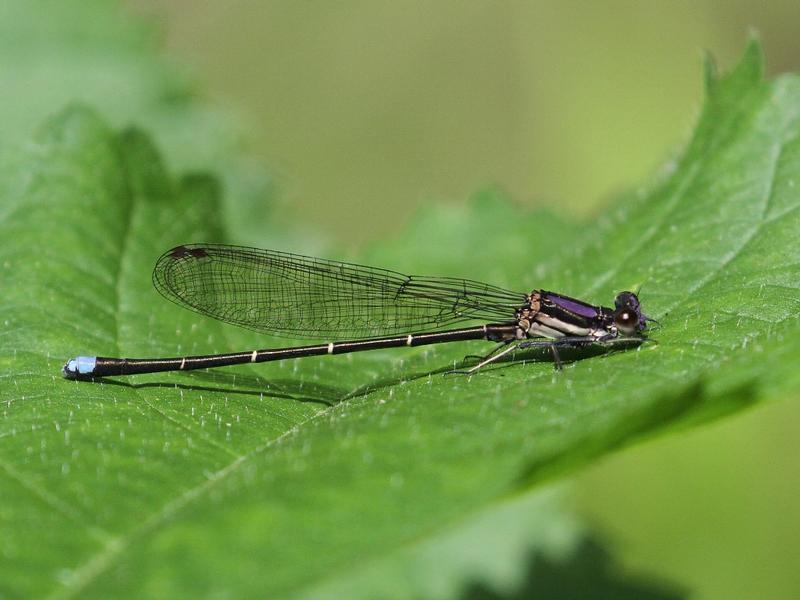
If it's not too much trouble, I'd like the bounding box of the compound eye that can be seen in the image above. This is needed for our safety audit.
[615,291,640,311]
[615,310,639,330]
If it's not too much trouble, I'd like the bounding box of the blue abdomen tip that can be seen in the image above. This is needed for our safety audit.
[63,356,97,379]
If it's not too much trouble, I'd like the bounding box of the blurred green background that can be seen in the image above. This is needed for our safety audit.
[78,1,800,597]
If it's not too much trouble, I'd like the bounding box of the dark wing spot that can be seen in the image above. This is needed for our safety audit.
[169,245,209,259]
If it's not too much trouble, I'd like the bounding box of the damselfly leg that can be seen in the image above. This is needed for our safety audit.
[446,341,523,375]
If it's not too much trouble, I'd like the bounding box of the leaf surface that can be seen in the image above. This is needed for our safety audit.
[1,40,799,598]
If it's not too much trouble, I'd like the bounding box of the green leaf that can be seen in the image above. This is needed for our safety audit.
[0,0,274,244]
[2,39,799,598]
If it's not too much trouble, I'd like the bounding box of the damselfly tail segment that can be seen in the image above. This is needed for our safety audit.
[63,244,652,380]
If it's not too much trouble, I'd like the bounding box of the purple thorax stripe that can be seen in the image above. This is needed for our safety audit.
[543,292,601,319]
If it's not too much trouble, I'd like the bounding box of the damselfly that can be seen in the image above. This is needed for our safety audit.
[63,244,652,380]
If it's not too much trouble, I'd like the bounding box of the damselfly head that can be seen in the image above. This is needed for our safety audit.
[613,291,647,335]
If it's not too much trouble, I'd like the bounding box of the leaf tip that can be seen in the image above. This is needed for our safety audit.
[700,36,764,106]
[719,33,765,93]
[740,31,765,79]
[702,50,719,92]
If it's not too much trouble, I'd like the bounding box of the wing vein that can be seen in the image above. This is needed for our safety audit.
[152,244,526,339]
